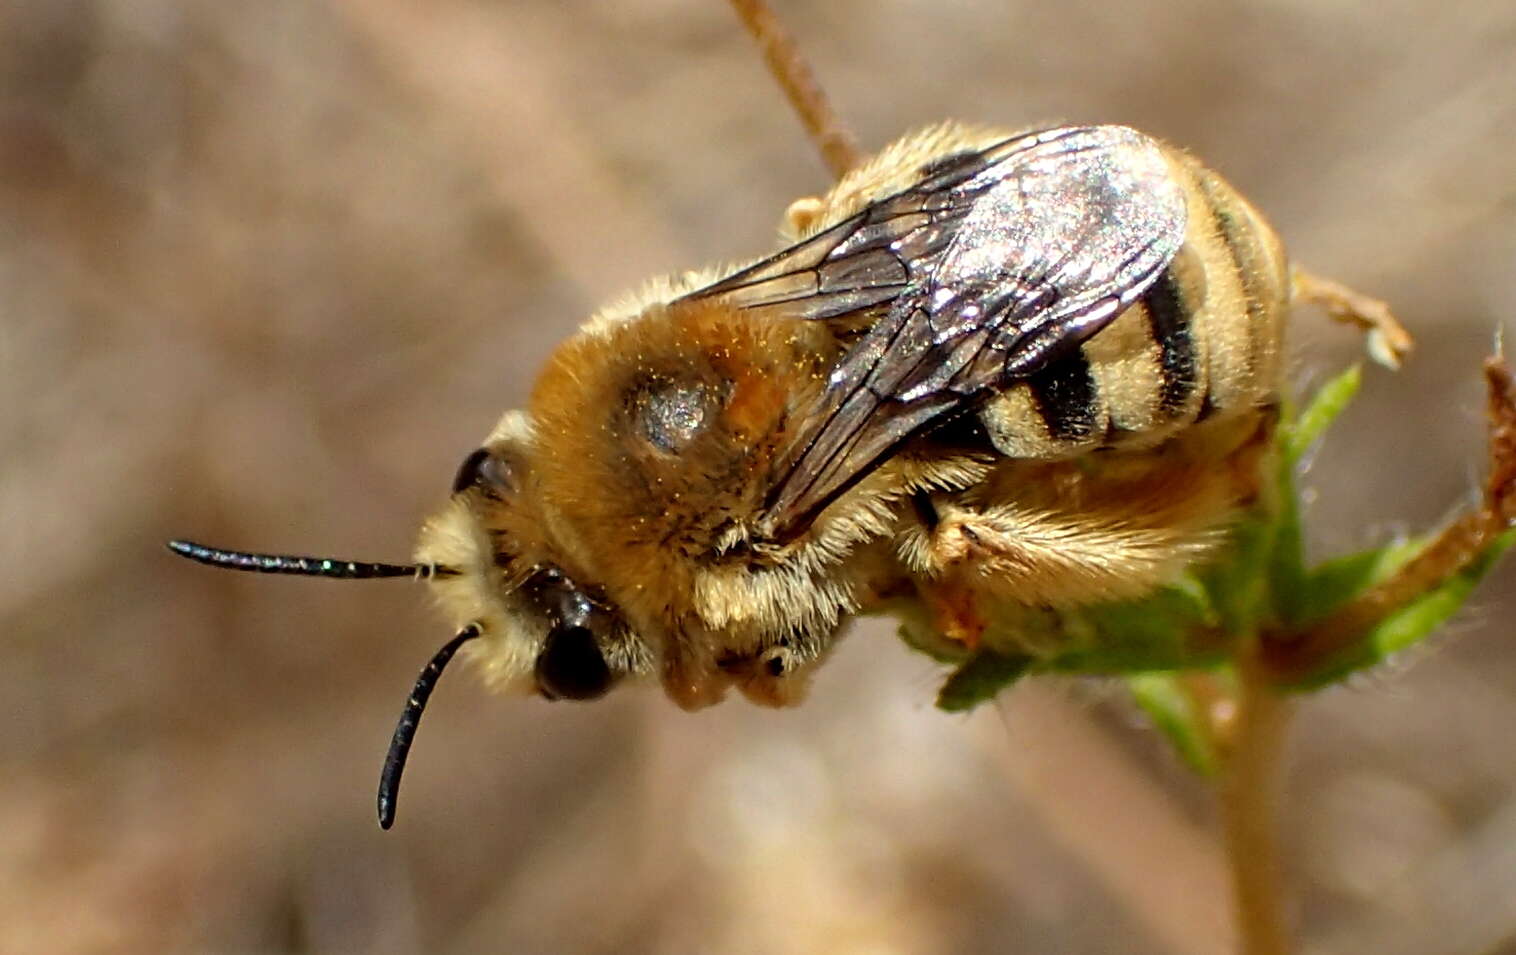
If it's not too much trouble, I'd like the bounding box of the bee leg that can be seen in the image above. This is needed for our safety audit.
[721,626,836,707]
[723,644,817,707]
[920,575,989,650]
[1292,266,1414,369]
[918,490,1224,611]
[782,196,827,237]
[660,645,734,711]
[1264,356,1516,681]
[903,496,986,649]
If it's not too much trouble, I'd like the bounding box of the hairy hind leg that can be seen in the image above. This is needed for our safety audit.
[906,415,1275,651]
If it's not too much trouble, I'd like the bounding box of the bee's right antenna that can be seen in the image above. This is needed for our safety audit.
[377,624,482,830]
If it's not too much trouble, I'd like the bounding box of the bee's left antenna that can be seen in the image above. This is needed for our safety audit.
[167,540,451,579]
[377,624,482,830]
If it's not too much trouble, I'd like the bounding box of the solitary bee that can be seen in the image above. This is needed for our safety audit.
[171,26,1411,828]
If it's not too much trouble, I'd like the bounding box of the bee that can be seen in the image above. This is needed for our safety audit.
[171,28,1410,830]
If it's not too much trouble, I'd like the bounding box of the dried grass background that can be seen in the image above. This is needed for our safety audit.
[4,1,1516,952]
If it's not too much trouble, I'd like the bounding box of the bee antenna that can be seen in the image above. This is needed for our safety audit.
[167,540,454,580]
[377,624,482,830]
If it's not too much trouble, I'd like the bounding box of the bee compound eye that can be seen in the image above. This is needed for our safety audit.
[535,625,614,701]
[451,447,516,496]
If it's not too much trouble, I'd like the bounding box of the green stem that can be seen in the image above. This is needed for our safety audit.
[1217,649,1295,955]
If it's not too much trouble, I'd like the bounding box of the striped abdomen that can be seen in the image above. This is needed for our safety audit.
[977,147,1290,460]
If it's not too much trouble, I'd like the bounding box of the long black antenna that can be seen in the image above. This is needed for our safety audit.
[167,540,449,579]
[377,624,482,830]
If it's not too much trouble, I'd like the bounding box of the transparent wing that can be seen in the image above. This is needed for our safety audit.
[694,126,1189,540]
[690,145,1002,321]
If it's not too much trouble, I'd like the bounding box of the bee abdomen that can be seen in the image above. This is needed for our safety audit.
[1190,165,1289,416]
[1024,352,1099,442]
[977,273,1201,459]
[1142,267,1199,419]
[976,152,1288,461]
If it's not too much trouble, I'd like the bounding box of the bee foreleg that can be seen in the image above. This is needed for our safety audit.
[721,638,824,708]
[1292,266,1414,369]
[660,642,735,711]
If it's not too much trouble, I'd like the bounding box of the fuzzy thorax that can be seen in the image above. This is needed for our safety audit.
[527,299,851,649]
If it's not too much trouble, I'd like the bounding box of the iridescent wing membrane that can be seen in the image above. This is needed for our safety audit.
[685,125,1188,540]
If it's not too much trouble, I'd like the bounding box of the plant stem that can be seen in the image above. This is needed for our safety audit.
[726,0,861,178]
[1217,648,1295,955]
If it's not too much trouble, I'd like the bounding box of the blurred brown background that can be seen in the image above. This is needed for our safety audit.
[3,0,1515,952]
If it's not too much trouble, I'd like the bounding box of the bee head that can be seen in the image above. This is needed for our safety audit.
[167,411,653,831]
[416,411,654,704]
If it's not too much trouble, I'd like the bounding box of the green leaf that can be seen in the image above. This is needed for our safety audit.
[978,603,1072,659]
[936,650,1033,712]
[1283,364,1362,463]
[1271,365,1364,624]
[1037,582,1221,674]
[1369,538,1510,656]
[1268,454,1308,626]
[1199,511,1277,638]
[889,599,973,665]
[1127,673,1219,776]
[1292,537,1423,625]
[1200,368,1393,637]
[1288,529,1516,689]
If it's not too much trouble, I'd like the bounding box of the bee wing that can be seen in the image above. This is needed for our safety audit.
[695,126,1188,539]
[691,141,1004,321]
